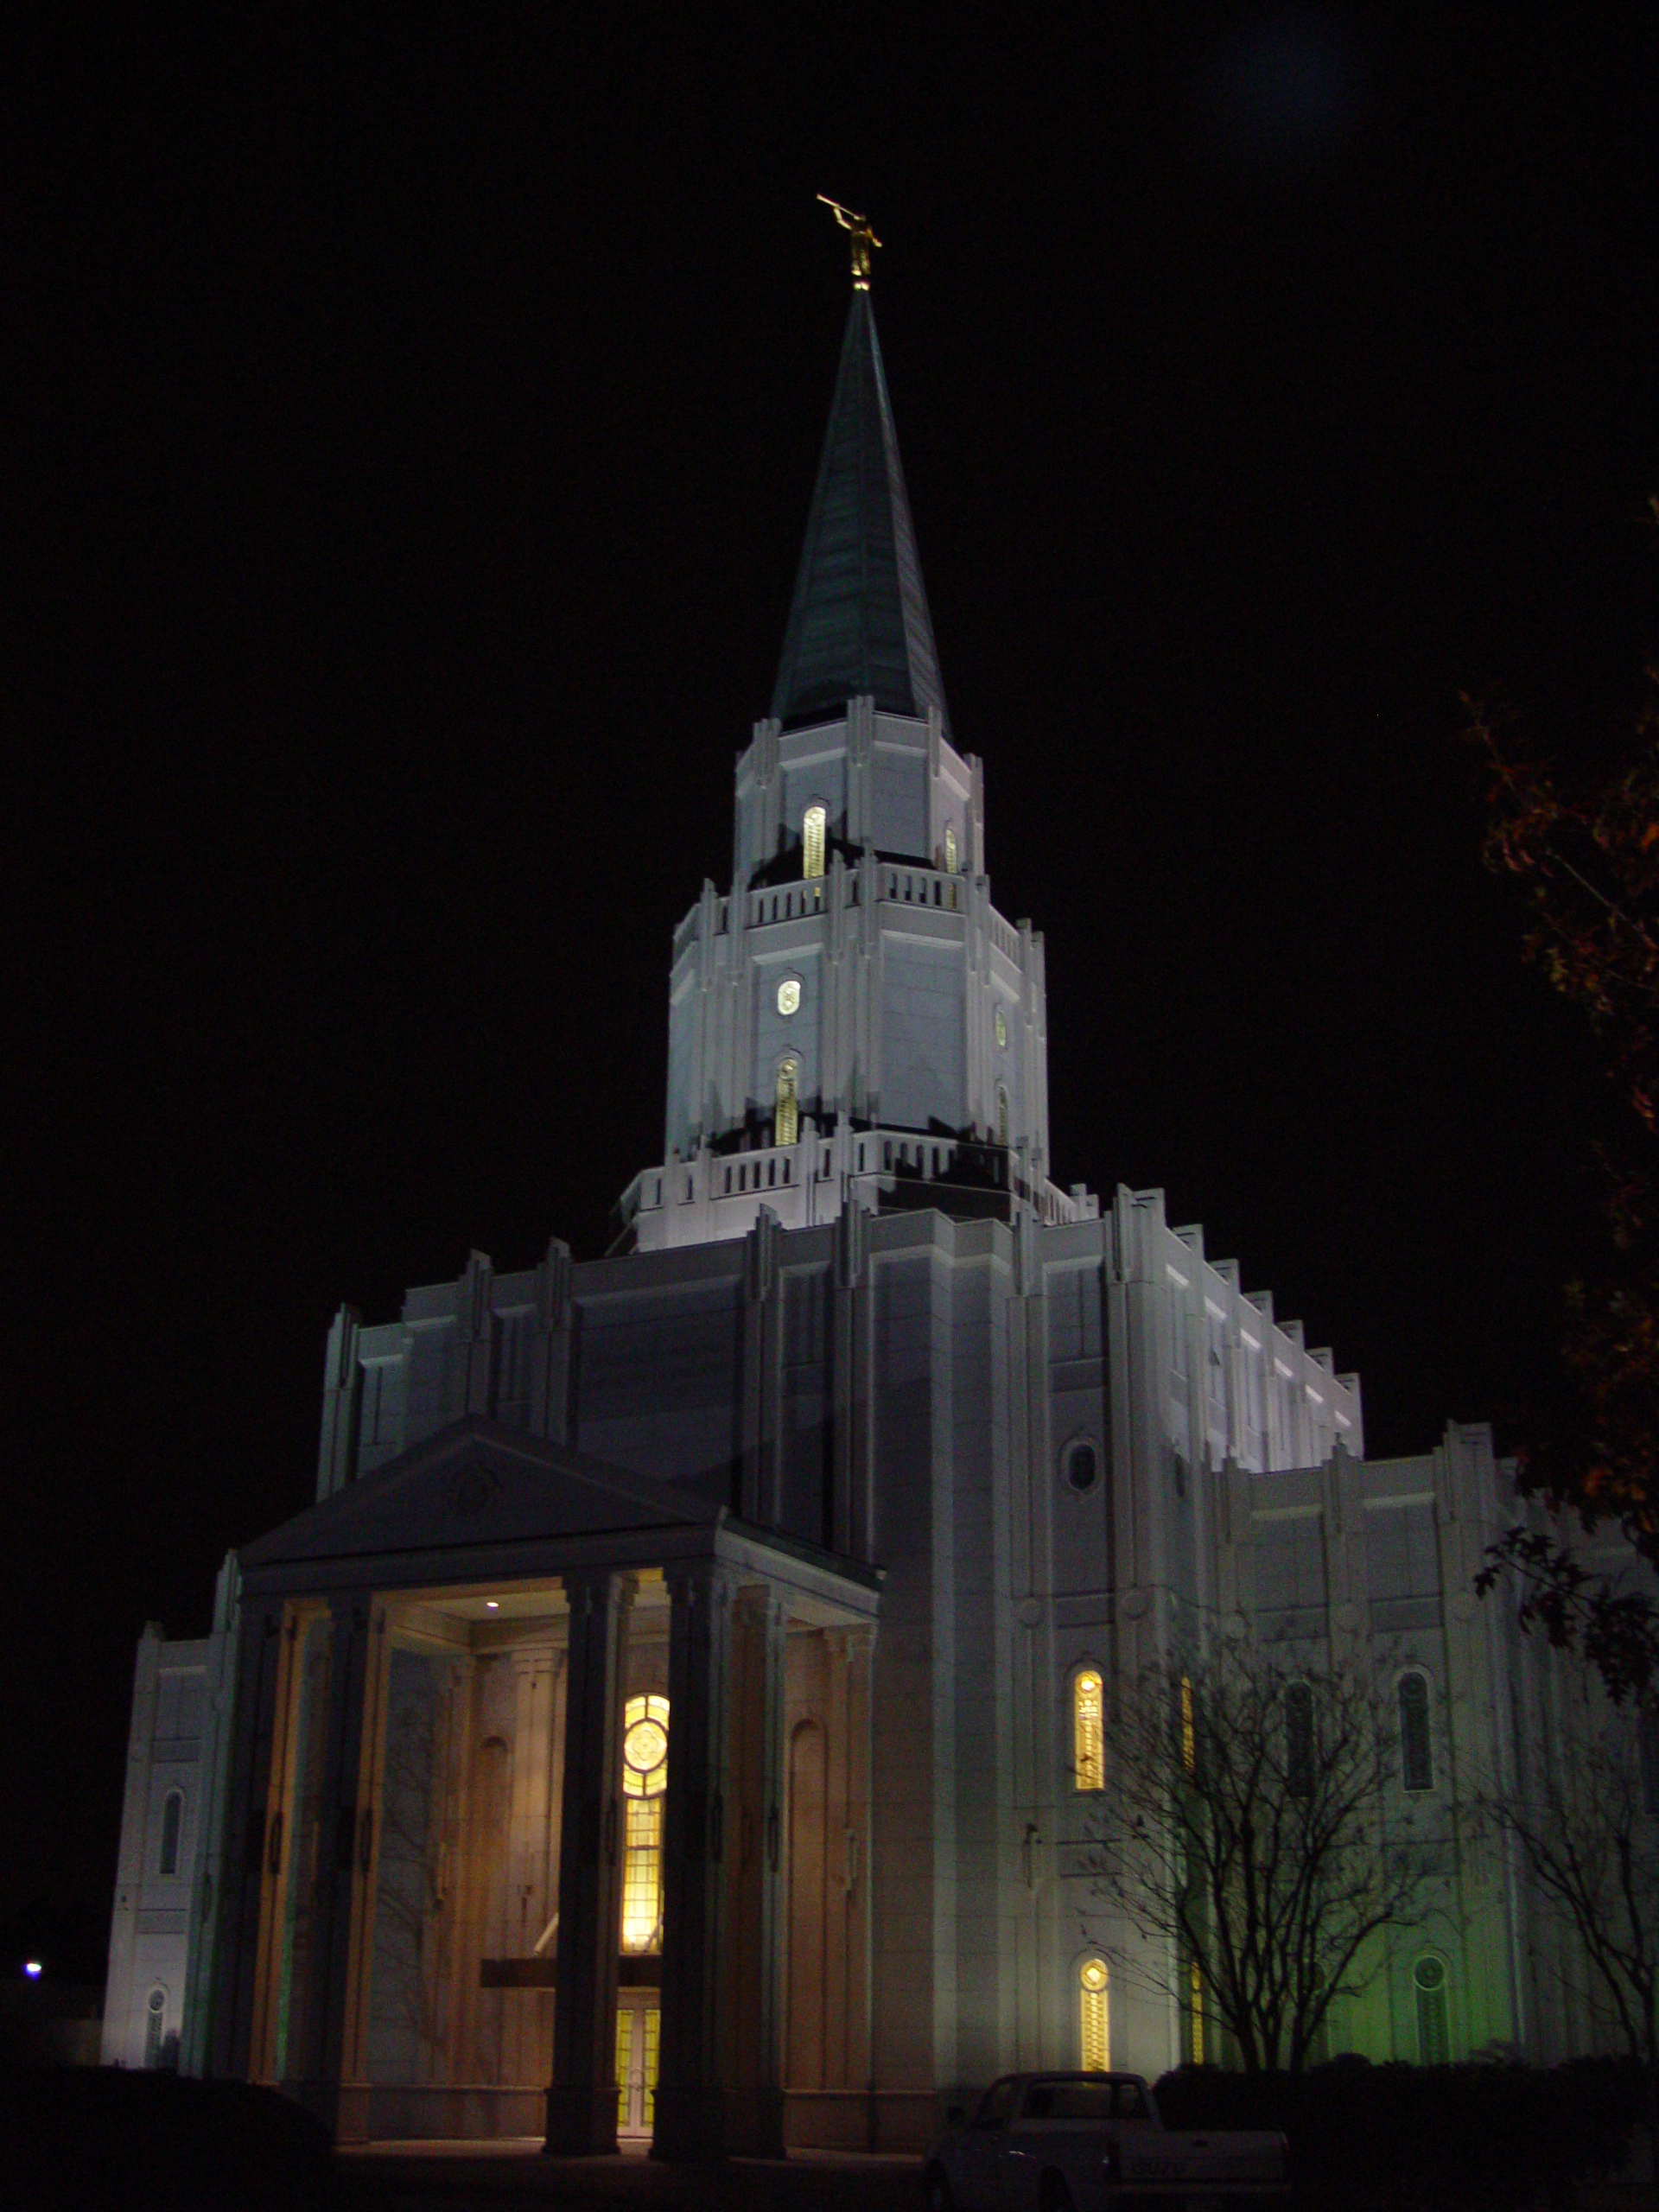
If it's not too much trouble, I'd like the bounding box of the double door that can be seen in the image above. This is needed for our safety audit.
[615,1989,660,2139]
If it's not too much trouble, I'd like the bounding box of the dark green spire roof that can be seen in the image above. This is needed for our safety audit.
[771,293,949,733]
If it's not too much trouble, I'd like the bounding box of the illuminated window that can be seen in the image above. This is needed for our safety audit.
[1073,1669,1103,1791]
[615,2005,632,2133]
[1189,1961,1205,2064]
[1180,1675,1196,1775]
[775,1059,799,1148]
[804,804,826,880]
[944,823,957,874]
[777,976,801,1017]
[620,1694,668,1954]
[995,1005,1007,1052]
[159,1789,184,1877]
[1399,1672,1433,1793]
[1414,1955,1448,2064]
[1078,1958,1109,2070]
[1285,1683,1313,1801]
[996,1083,1009,1147]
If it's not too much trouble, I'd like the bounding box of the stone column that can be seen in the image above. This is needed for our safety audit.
[289,1593,377,2136]
[653,1563,737,2160]
[207,1594,293,2084]
[545,1568,632,2156]
[726,1587,789,2155]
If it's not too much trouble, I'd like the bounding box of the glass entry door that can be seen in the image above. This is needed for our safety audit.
[615,1991,659,2139]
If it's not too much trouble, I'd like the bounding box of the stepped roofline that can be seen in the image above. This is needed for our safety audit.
[770,291,949,734]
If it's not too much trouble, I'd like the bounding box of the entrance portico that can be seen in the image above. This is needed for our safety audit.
[204,1420,879,2158]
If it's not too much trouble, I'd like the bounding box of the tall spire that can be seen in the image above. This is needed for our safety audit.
[770,291,950,734]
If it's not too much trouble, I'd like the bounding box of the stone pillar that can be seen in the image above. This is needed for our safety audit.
[289,1593,378,2136]
[207,1594,290,2083]
[545,1569,632,2156]
[653,1564,737,2160]
[725,1587,789,2156]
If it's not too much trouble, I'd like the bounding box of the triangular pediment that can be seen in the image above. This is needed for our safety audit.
[240,1419,721,1573]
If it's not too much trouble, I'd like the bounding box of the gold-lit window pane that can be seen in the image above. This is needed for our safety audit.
[615,2005,633,2133]
[804,805,826,880]
[1180,1675,1196,1774]
[1079,1959,1109,2070]
[1074,1669,1103,1791]
[621,1795,664,1953]
[944,824,957,874]
[1190,1960,1205,2064]
[775,1058,799,1148]
[642,2006,660,2129]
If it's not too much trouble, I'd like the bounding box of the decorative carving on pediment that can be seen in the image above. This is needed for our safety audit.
[446,1462,505,1519]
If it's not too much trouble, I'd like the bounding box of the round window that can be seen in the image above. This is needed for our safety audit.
[1065,1442,1099,1494]
[1080,1959,1108,1993]
[777,977,801,1017]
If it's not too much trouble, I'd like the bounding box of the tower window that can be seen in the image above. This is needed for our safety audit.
[803,804,827,880]
[996,1083,1010,1147]
[1641,1708,1659,1816]
[144,1987,167,2069]
[1072,1669,1103,1791]
[1414,1955,1449,2064]
[159,1789,184,1878]
[775,1058,799,1148]
[944,823,957,874]
[1180,1674,1197,1775]
[1285,1684,1313,1800]
[1078,1959,1109,2070]
[1065,1440,1099,1494]
[1399,1671,1433,1792]
[995,1005,1007,1052]
[1188,1960,1205,2064]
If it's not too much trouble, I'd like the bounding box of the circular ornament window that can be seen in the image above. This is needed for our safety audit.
[1065,1441,1099,1494]
[777,977,802,1017]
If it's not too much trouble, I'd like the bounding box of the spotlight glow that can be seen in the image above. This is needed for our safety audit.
[23,1962,41,1979]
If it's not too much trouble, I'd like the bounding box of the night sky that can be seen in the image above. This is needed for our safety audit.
[8,13,1655,1974]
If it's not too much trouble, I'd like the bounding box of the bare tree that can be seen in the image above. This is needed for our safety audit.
[1482,1703,1659,2076]
[1090,1649,1439,2070]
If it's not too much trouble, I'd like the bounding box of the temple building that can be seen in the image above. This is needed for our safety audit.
[102,254,1630,2150]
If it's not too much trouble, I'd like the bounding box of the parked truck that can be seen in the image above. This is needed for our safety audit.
[924,2071,1291,2212]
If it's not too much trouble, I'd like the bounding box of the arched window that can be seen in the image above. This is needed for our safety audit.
[1284,1683,1313,1801]
[620,1694,669,1955]
[159,1789,183,1877]
[803,804,827,880]
[1399,1671,1433,1792]
[995,1083,1010,1147]
[775,1058,799,1148]
[1414,1955,1449,2064]
[1073,1669,1103,1791]
[144,1986,167,2069]
[1064,1439,1099,1494]
[1078,1958,1109,2070]
[944,823,958,874]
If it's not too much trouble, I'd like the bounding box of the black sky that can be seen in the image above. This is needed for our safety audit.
[5,10,1655,1970]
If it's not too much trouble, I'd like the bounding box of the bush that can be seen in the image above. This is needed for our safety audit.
[0,2066,360,2212]
[1151,2056,1649,2212]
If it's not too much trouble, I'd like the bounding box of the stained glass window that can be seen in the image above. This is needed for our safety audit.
[1073,1669,1103,1791]
[776,1059,799,1148]
[620,1695,668,1954]
[1079,1959,1109,2070]
[804,805,826,880]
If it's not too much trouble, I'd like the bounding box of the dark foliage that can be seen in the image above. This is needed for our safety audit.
[1154,2056,1646,2212]
[0,2067,384,2212]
